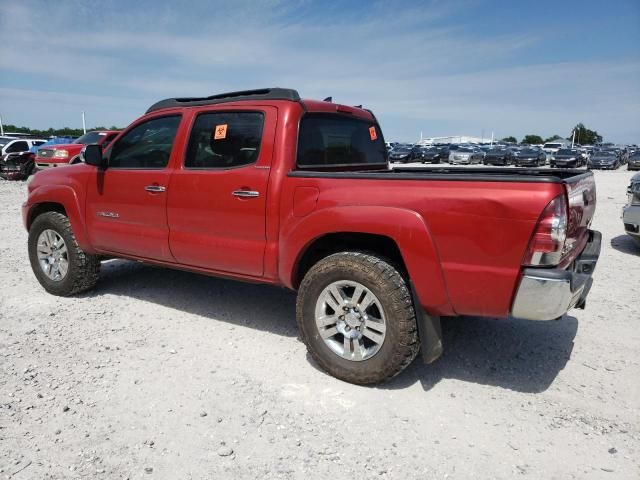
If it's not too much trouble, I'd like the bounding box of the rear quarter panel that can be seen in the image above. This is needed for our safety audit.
[280,176,564,317]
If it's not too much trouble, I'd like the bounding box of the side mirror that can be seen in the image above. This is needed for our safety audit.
[82,144,107,168]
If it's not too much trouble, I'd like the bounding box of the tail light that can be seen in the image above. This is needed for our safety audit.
[523,195,568,266]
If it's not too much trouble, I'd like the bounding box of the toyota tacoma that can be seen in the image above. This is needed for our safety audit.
[23,88,600,384]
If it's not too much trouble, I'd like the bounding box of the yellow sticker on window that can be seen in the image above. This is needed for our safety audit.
[214,124,228,140]
[369,126,377,141]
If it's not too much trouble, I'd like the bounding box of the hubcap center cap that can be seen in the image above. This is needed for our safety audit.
[344,311,361,328]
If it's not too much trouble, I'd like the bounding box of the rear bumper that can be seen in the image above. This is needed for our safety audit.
[511,230,601,320]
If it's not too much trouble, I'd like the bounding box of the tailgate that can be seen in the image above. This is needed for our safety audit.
[563,172,596,260]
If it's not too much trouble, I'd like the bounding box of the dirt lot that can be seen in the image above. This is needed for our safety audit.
[1,168,639,479]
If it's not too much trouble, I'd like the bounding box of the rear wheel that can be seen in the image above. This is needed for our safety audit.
[28,212,100,296]
[296,252,420,384]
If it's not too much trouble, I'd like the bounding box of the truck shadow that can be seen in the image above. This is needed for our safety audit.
[90,259,298,337]
[384,315,578,393]
[610,234,640,256]
[92,260,577,393]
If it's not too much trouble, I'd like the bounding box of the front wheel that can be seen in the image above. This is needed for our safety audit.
[296,252,420,384]
[28,212,101,296]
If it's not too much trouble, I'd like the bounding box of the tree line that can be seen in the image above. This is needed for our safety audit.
[0,123,121,138]
[500,123,602,145]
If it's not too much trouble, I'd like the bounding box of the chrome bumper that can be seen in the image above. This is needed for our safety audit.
[511,230,601,320]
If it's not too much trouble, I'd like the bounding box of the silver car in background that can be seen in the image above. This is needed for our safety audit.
[449,147,484,164]
[622,173,640,246]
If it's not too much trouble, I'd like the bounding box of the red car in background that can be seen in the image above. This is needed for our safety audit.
[35,130,118,170]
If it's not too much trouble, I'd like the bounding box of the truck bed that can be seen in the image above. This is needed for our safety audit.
[290,166,592,183]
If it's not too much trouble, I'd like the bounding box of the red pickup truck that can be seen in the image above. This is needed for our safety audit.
[23,88,600,384]
[34,130,119,170]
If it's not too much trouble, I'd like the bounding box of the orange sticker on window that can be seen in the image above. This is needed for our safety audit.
[369,126,377,141]
[213,124,228,140]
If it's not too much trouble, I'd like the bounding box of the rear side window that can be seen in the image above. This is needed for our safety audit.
[297,114,387,168]
[185,112,264,169]
[109,116,181,169]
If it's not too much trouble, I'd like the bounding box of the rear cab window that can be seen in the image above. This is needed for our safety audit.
[296,113,387,169]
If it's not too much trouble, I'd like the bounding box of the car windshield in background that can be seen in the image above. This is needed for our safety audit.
[0,137,13,147]
[395,148,411,154]
[74,132,106,144]
[519,149,539,155]
[458,147,474,152]
[595,151,615,156]
[557,149,579,155]
[544,143,562,148]
[297,114,386,168]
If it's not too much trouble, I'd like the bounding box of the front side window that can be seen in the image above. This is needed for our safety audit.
[297,114,387,168]
[6,141,29,153]
[184,112,264,169]
[109,116,181,169]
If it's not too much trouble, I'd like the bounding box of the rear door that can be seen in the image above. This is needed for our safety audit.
[167,107,276,276]
[85,115,182,261]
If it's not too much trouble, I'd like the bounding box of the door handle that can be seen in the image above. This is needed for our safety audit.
[232,190,260,198]
[145,185,166,193]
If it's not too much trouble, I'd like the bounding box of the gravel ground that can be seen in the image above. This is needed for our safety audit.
[1,168,639,479]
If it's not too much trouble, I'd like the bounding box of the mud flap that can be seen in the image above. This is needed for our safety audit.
[410,282,443,363]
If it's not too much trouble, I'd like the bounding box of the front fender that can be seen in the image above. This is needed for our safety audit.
[23,184,93,253]
[279,205,455,316]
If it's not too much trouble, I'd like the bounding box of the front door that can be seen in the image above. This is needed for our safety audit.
[85,115,182,261]
[167,108,276,277]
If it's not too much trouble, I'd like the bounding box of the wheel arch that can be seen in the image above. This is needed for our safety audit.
[25,185,92,252]
[281,205,455,316]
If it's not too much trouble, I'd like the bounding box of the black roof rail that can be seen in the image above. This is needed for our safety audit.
[146,87,301,113]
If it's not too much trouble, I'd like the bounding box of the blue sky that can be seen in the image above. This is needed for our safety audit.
[1,0,638,143]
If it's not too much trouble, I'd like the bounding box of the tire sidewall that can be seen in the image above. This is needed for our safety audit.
[28,213,81,295]
[299,255,409,382]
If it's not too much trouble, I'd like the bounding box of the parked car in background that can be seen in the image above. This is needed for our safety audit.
[628,151,640,171]
[0,137,46,158]
[389,146,414,163]
[420,146,443,164]
[483,146,515,166]
[551,148,586,168]
[35,130,118,170]
[0,137,47,180]
[542,142,566,155]
[588,150,620,170]
[513,147,546,167]
[449,146,483,164]
[622,173,640,246]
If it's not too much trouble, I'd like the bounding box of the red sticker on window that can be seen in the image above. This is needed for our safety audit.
[369,126,377,141]
[213,124,228,140]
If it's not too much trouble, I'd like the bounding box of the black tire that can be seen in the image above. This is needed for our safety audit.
[296,252,420,384]
[28,212,100,296]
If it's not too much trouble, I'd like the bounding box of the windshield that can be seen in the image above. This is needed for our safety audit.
[595,151,614,156]
[74,131,107,144]
[457,147,474,153]
[544,143,562,148]
[297,113,387,168]
[395,148,411,153]
[519,149,539,154]
[0,136,13,147]
[556,149,578,155]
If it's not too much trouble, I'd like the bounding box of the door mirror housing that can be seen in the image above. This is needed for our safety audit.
[82,144,107,168]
